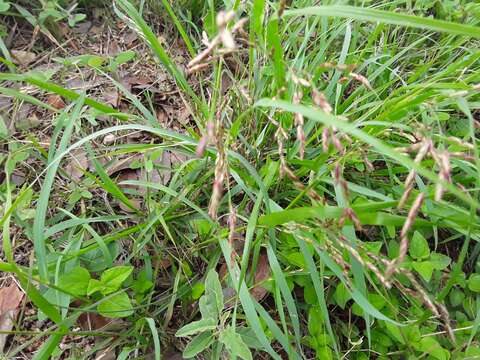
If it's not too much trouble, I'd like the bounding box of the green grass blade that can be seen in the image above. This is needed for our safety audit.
[44,215,128,238]
[218,239,282,359]
[114,0,205,114]
[160,0,195,57]
[120,180,212,222]
[295,232,339,355]
[255,99,480,210]
[145,318,162,360]
[31,334,64,360]
[85,144,141,213]
[0,73,128,120]
[285,5,480,39]
[33,96,85,281]
[266,243,302,352]
[252,0,266,40]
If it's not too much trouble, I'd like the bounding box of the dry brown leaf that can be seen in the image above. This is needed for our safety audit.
[220,245,271,303]
[106,154,141,176]
[250,250,270,301]
[14,103,41,131]
[46,94,66,110]
[65,75,95,90]
[11,50,36,65]
[0,282,24,352]
[16,112,41,131]
[65,150,89,181]
[111,150,190,212]
[11,170,26,186]
[107,41,120,56]
[123,31,138,45]
[161,348,184,360]
[156,108,168,127]
[78,312,110,331]
[176,107,191,125]
[72,21,92,34]
[102,89,119,108]
[0,96,12,110]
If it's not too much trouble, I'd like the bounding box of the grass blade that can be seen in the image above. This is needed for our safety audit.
[285,5,480,39]
[33,96,85,281]
[256,99,480,210]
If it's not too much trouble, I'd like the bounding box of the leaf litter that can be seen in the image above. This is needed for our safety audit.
[0,281,24,352]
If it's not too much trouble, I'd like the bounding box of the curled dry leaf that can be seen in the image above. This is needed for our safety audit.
[0,282,24,352]
[11,50,36,65]
[156,108,168,127]
[78,312,110,331]
[46,94,66,110]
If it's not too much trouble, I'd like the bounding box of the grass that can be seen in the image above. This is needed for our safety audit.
[1,0,480,359]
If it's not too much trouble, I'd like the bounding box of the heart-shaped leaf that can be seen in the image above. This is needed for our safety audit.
[97,292,133,318]
[412,261,435,282]
[100,266,133,295]
[409,231,430,260]
[58,266,91,297]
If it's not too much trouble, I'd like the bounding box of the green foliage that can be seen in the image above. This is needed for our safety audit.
[1,0,480,358]
[97,292,133,318]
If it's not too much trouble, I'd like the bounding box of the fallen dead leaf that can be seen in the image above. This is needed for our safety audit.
[160,348,184,360]
[102,88,119,108]
[72,20,92,34]
[11,50,36,65]
[0,282,24,352]
[11,170,26,186]
[220,244,270,303]
[106,154,141,176]
[153,256,172,270]
[89,25,103,35]
[13,103,40,131]
[107,41,120,56]
[176,106,191,125]
[78,312,110,331]
[15,111,41,131]
[65,149,89,181]
[156,108,168,127]
[46,94,66,110]
[0,96,11,110]
[108,150,191,212]
[123,31,138,45]
[250,249,270,301]
[95,347,116,360]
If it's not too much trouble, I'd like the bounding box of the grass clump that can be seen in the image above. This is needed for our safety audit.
[1,0,480,359]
